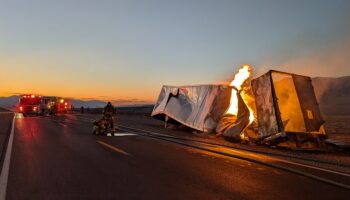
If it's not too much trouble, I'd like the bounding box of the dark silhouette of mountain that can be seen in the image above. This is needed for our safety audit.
[69,99,107,108]
[0,96,19,110]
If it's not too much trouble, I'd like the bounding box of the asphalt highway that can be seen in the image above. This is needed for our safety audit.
[2,114,350,199]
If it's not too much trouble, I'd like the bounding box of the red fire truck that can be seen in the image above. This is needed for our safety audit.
[39,97,72,114]
[18,95,72,116]
[57,98,72,113]
[18,94,42,116]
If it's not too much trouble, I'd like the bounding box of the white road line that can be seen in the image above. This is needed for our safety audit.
[113,133,137,136]
[0,115,15,200]
[276,158,350,178]
[118,125,169,137]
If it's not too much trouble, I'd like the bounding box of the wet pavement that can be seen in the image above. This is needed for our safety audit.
[2,114,350,199]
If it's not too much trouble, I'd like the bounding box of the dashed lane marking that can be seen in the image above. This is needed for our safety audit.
[96,140,131,156]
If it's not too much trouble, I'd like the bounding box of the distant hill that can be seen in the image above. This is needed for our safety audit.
[312,76,350,116]
[70,99,107,108]
[0,96,19,110]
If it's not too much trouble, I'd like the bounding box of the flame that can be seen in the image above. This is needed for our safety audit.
[229,65,251,90]
[226,65,255,124]
[247,107,254,124]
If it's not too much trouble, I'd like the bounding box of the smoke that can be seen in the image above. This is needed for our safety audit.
[250,4,350,117]
[259,37,350,77]
[257,5,350,78]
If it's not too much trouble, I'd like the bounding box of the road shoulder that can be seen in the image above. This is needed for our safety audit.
[0,109,14,168]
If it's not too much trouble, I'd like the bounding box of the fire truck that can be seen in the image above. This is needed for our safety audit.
[40,97,72,114]
[40,96,58,115]
[57,98,72,113]
[18,94,42,116]
[18,95,72,116]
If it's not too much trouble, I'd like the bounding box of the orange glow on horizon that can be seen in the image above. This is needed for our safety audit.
[0,82,157,104]
[0,59,158,104]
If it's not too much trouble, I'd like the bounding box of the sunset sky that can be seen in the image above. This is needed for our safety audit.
[1,0,349,103]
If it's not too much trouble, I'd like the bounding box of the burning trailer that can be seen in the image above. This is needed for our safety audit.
[151,65,327,150]
[251,70,326,149]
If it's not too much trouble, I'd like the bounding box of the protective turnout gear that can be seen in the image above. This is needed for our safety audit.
[93,117,108,134]
[103,102,116,131]
[93,102,116,136]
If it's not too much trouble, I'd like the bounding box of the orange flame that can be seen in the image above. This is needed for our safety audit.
[229,65,251,90]
[226,65,255,124]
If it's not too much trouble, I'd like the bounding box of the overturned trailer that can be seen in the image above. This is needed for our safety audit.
[151,85,231,132]
[251,70,326,149]
[151,70,327,150]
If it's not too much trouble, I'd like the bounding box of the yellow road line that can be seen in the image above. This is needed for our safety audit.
[96,140,130,156]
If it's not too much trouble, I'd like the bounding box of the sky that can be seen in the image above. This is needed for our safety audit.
[0,0,349,103]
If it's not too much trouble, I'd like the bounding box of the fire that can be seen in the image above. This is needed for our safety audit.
[229,65,251,90]
[247,107,254,124]
[226,65,255,124]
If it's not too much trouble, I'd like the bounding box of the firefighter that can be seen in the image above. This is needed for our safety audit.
[103,102,116,132]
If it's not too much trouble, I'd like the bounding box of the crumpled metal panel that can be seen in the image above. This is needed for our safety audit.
[151,85,231,132]
[216,91,250,140]
[251,72,279,138]
[152,86,179,115]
